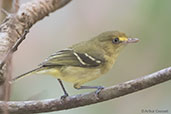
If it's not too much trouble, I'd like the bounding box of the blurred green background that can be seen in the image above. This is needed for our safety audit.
[3,0,171,114]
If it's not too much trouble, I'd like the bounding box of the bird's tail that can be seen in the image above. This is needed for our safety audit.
[12,67,46,82]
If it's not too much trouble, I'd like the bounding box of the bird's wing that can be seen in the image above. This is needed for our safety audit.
[40,49,104,67]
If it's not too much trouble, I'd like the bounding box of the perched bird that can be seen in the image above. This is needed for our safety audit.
[13,31,139,98]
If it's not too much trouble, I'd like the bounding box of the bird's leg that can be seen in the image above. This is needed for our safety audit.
[57,79,69,99]
[74,84,104,95]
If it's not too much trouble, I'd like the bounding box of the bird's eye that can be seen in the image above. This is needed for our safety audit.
[112,37,120,44]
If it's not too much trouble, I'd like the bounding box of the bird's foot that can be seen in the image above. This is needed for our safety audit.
[60,93,69,99]
[95,86,104,98]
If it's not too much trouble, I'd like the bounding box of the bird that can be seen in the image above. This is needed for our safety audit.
[12,31,139,98]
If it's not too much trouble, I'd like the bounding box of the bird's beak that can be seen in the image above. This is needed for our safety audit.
[126,38,139,43]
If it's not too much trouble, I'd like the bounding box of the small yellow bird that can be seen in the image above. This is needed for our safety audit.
[13,31,139,98]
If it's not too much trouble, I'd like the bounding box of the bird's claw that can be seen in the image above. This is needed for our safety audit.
[60,93,69,99]
[95,86,104,98]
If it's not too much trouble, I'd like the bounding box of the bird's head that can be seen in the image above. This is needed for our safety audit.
[94,31,139,56]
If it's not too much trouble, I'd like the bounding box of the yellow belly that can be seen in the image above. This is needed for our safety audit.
[46,66,101,87]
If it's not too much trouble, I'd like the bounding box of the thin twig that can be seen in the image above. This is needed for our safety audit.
[1,8,10,16]
[0,30,29,69]
[0,67,170,114]
[11,29,29,52]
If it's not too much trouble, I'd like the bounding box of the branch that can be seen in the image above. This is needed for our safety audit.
[0,67,170,114]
